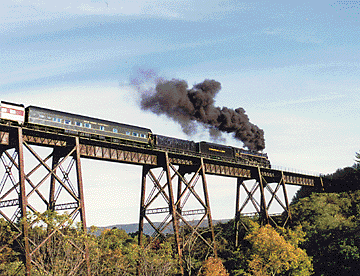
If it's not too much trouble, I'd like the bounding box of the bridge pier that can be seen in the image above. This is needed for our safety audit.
[235,167,296,246]
[138,153,216,274]
[0,127,90,275]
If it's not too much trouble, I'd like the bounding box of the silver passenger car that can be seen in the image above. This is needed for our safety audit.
[26,106,151,144]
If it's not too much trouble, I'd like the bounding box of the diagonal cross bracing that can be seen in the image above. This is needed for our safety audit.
[138,153,217,274]
[0,128,90,276]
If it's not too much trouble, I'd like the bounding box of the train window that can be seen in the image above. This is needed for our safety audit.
[1,108,7,113]
[132,132,139,137]
[84,123,91,128]
[57,118,62,123]
[10,109,16,114]
[75,121,82,127]
[39,114,45,118]
[64,120,71,125]
[52,117,57,122]
[140,133,146,138]
[113,128,118,133]
[99,126,105,131]
[126,131,130,135]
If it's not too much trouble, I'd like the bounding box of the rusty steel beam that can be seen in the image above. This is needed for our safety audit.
[169,157,194,165]
[23,134,67,147]
[283,174,315,186]
[260,169,316,186]
[204,161,252,178]
[279,171,292,226]
[16,128,31,276]
[257,167,269,225]
[200,157,217,257]
[0,198,19,208]
[79,143,157,165]
[54,202,79,211]
[182,209,206,216]
[145,207,169,215]
[74,137,90,276]
[164,152,183,270]
[145,207,206,216]
[138,165,151,247]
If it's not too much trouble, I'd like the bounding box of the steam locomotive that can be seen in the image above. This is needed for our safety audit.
[0,101,271,168]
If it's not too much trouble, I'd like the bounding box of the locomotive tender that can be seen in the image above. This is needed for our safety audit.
[0,101,271,168]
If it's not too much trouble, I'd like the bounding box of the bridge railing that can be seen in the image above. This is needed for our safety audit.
[271,164,320,177]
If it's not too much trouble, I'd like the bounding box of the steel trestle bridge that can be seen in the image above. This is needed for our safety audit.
[0,124,323,275]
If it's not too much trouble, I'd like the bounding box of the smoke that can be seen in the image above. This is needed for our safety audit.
[130,70,265,151]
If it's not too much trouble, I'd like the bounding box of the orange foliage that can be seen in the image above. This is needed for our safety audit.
[198,257,229,276]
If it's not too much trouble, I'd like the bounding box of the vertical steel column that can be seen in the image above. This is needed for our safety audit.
[16,127,31,276]
[176,166,183,219]
[74,137,90,276]
[175,165,184,248]
[281,171,292,225]
[138,165,149,246]
[48,149,61,211]
[235,177,242,247]
[257,167,269,225]
[200,158,217,257]
[164,152,183,272]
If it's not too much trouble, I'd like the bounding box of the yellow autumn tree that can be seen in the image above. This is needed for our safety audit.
[198,257,229,276]
[245,222,313,276]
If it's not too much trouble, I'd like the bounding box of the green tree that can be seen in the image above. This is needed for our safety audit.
[90,227,135,275]
[291,192,360,276]
[137,240,178,276]
[0,218,24,275]
[90,227,178,276]
[355,151,360,164]
[26,211,90,276]
[213,218,252,276]
[354,151,360,170]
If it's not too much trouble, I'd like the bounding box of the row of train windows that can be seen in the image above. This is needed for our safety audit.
[39,114,146,138]
[125,131,146,138]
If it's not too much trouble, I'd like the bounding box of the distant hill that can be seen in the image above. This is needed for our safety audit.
[90,219,230,236]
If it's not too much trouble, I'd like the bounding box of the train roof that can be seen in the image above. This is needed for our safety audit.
[27,105,152,132]
[1,101,25,108]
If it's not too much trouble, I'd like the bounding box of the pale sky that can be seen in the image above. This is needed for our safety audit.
[1,0,359,226]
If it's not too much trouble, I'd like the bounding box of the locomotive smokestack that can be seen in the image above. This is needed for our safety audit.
[131,71,265,151]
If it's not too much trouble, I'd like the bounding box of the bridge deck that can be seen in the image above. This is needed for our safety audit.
[0,124,321,187]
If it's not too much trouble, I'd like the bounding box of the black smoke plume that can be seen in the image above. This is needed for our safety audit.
[131,71,265,151]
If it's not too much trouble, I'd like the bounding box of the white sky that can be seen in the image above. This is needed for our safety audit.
[1,0,359,226]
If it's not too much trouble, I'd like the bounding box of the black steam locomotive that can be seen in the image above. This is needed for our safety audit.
[0,101,271,168]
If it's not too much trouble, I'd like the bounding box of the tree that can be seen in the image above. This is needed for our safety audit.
[198,257,229,276]
[137,240,178,276]
[354,151,360,170]
[90,227,135,275]
[355,151,360,164]
[244,222,313,276]
[0,218,24,275]
[26,211,91,276]
[291,192,360,276]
